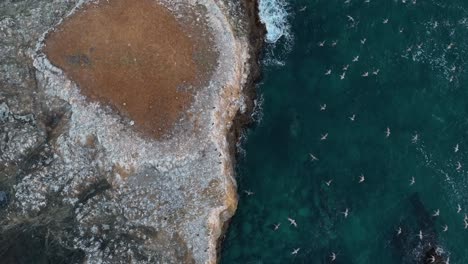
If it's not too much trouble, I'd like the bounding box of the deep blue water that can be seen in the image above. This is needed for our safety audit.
[222,0,468,263]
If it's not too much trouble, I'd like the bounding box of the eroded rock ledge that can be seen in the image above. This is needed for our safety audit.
[0,0,264,263]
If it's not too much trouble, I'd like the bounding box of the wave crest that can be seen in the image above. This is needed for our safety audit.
[259,0,291,43]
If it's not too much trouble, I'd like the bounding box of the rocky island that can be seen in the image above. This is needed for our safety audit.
[0,0,264,263]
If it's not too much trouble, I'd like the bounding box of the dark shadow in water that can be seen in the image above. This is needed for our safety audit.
[390,192,446,264]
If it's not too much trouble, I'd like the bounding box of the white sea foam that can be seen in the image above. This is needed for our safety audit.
[259,0,291,43]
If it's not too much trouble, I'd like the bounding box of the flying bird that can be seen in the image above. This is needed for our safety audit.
[309,153,319,161]
[340,72,346,80]
[397,227,402,236]
[341,208,349,218]
[385,127,391,138]
[442,225,448,232]
[291,248,300,255]
[243,190,254,196]
[320,133,328,141]
[288,217,297,227]
[358,174,365,183]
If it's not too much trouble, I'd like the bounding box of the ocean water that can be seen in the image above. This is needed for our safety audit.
[221,0,468,263]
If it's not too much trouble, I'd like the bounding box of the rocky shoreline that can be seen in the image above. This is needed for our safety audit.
[215,0,265,262]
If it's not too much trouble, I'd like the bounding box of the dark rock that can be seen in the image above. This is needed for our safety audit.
[0,191,8,207]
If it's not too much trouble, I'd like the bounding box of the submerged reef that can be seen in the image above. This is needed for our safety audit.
[0,0,264,263]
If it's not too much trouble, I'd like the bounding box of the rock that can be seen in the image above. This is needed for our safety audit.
[0,103,9,122]
[0,0,264,263]
[0,191,8,207]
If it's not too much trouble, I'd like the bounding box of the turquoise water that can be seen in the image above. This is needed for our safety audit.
[222,0,468,263]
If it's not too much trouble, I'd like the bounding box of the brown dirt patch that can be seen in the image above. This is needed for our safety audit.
[43,0,218,138]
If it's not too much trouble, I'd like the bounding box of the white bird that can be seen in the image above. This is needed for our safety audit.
[397,227,402,236]
[318,40,326,47]
[412,133,419,143]
[410,177,415,186]
[362,72,369,77]
[456,161,462,171]
[347,15,355,23]
[429,255,435,263]
[454,144,459,153]
[288,217,297,227]
[464,220,468,229]
[291,248,300,255]
[442,225,448,232]
[273,223,281,230]
[372,69,380,75]
[418,230,423,240]
[299,6,307,12]
[330,252,337,261]
[433,209,440,217]
[385,127,391,138]
[325,179,333,186]
[352,55,360,62]
[331,40,338,47]
[309,153,319,161]
[340,72,346,80]
[343,64,350,71]
[244,190,254,196]
[358,174,365,183]
[341,208,349,218]
[360,38,367,45]
[383,18,389,24]
[451,65,457,72]
[325,69,332,75]
[320,104,327,111]
[457,204,462,213]
[416,43,423,49]
[445,257,450,264]
[349,114,356,121]
[320,133,328,141]
[399,27,404,33]
[447,43,454,50]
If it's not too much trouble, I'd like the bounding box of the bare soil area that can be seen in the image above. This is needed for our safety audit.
[43,0,218,138]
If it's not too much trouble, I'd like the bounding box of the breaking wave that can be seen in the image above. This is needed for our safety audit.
[259,0,292,44]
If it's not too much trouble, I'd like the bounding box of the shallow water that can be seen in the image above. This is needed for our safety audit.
[222,0,468,263]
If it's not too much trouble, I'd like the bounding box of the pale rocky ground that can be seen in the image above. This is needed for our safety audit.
[0,0,263,263]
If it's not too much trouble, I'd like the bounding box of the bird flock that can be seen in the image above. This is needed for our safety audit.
[237,0,467,262]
